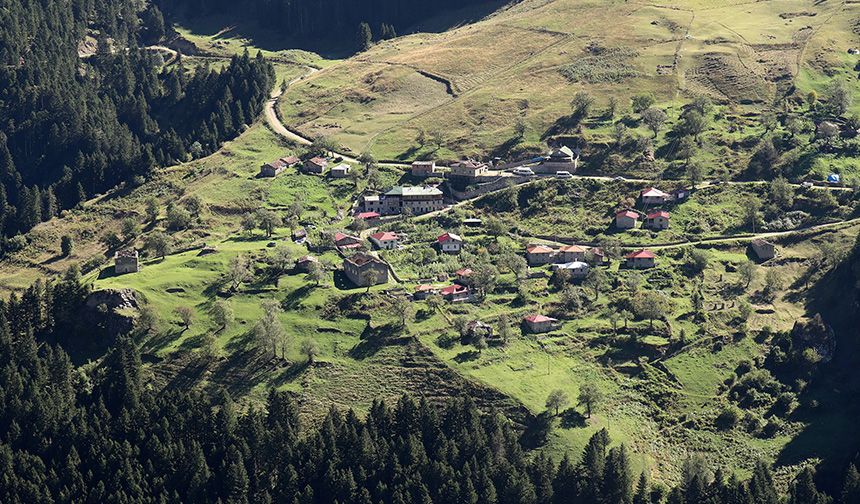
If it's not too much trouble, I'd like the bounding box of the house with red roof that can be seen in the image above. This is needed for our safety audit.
[440,284,470,302]
[523,314,559,334]
[625,249,656,269]
[369,231,399,250]
[615,210,639,229]
[303,157,328,174]
[558,244,587,263]
[334,232,362,250]
[355,211,381,225]
[645,210,670,230]
[437,232,463,253]
[640,187,669,205]
[590,247,609,265]
[526,245,556,265]
[455,268,473,285]
[414,284,439,300]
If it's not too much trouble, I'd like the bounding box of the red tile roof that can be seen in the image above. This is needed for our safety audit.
[309,157,327,166]
[626,249,656,259]
[647,210,670,219]
[641,187,668,198]
[524,314,557,324]
[415,284,437,292]
[527,245,555,254]
[616,210,639,219]
[437,232,463,243]
[559,244,587,253]
[456,268,473,277]
[282,156,300,165]
[356,211,381,220]
[370,231,398,242]
[440,285,468,296]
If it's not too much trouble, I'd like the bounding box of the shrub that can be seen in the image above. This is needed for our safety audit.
[715,405,741,430]
[761,417,784,438]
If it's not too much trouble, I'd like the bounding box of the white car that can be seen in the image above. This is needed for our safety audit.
[612,176,626,182]
[556,171,573,179]
[512,167,535,176]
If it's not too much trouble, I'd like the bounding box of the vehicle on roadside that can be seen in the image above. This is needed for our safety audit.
[556,171,573,179]
[512,167,535,176]
[612,176,626,182]
[801,181,815,189]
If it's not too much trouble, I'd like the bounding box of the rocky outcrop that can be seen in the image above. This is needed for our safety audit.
[84,289,140,339]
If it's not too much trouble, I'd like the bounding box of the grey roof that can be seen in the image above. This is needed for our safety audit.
[384,185,443,197]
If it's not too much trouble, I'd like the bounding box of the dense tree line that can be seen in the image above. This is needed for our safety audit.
[0,0,274,244]
[159,0,495,48]
[1,272,859,503]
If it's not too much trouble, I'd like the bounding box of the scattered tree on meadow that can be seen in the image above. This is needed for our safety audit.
[301,339,320,364]
[145,198,160,224]
[827,81,853,116]
[212,299,234,331]
[740,195,762,232]
[227,254,253,291]
[571,91,594,117]
[631,94,655,114]
[174,306,194,329]
[60,235,74,257]
[686,161,704,189]
[641,107,667,137]
[145,231,171,259]
[632,290,671,329]
[578,382,603,418]
[255,299,287,358]
[738,260,757,288]
[769,177,794,210]
[546,389,569,416]
[256,209,282,238]
[584,268,608,301]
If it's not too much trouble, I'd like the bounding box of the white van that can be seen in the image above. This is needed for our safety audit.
[512,167,535,176]
[556,171,573,179]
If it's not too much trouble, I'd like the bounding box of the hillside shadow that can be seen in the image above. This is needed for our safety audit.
[168,0,508,60]
[282,283,315,310]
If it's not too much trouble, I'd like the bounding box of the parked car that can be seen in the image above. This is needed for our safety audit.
[512,167,535,176]
[801,181,815,189]
[612,176,626,182]
[556,171,573,179]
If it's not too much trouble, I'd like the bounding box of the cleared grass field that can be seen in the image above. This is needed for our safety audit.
[278,0,860,160]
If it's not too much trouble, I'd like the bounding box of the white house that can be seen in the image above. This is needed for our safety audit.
[330,163,351,178]
[551,261,590,279]
[640,187,670,206]
[369,231,399,250]
[437,232,463,253]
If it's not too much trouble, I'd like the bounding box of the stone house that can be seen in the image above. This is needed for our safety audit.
[411,161,439,177]
[615,210,639,229]
[750,239,776,261]
[441,284,470,302]
[551,261,589,279]
[558,244,587,263]
[640,187,670,206]
[414,284,439,300]
[523,314,559,334]
[303,157,328,174]
[526,245,556,266]
[363,186,445,215]
[645,210,670,230]
[536,146,577,174]
[335,232,363,250]
[114,249,139,274]
[330,163,351,178]
[625,249,656,269]
[295,255,319,273]
[343,253,389,287]
[450,160,489,179]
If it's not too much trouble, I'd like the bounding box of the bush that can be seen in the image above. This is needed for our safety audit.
[761,417,784,438]
[715,405,741,430]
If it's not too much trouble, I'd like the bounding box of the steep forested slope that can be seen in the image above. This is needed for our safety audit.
[158,0,499,43]
[0,0,274,243]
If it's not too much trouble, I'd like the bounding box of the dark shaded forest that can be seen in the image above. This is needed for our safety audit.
[158,0,501,44]
[0,266,859,503]
[0,0,274,244]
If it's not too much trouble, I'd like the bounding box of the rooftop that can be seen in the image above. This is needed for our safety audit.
[626,249,656,259]
[527,245,555,254]
[370,231,398,242]
[641,187,669,198]
[647,210,670,219]
[438,232,463,243]
[559,244,587,253]
[617,210,639,219]
[384,185,444,197]
[524,314,557,324]
[346,253,384,267]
